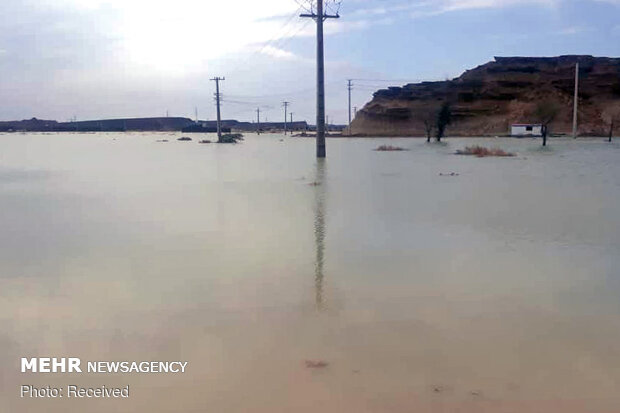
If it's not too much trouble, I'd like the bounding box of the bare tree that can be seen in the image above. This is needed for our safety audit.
[419,106,436,142]
[534,101,560,146]
[424,119,434,142]
[602,107,620,142]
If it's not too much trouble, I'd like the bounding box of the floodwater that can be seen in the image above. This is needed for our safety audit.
[1,132,620,412]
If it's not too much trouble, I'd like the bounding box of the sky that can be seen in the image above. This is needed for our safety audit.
[0,0,619,124]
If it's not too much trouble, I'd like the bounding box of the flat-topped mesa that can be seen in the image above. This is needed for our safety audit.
[493,55,596,64]
[351,55,620,136]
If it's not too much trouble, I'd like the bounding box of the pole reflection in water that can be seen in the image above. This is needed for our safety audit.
[313,159,327,310]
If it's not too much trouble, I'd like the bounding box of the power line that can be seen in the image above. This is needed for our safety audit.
[268,17,312,53]
[221,99,261,106]
[224,5,306,78]
[352,86,390,91]
[224,82,339,100]
[258,6,305,55]
[325,0,342,16]
[295,0,313,14]
[351,78,431,82]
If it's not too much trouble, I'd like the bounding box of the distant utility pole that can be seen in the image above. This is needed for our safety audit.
[282,101,290,135]
[347,79,352,135]
[211,76,225,142]
[195,107,198,123]
[290,112,294,128]
[354,106,358,116]
[573,62,579,139]
[166,110,169,118]
[301,1,340,158]
[256,107,261,135]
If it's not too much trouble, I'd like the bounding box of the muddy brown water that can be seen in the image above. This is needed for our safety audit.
[1,132,620,412]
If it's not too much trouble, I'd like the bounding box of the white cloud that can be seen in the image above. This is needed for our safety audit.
[260,45,298,60]
[27,0,306,75]
[351,0,561,18]
[353,2,435,16]
[556,26,590,35]
[0,0,617,123]
[443,0,558,11]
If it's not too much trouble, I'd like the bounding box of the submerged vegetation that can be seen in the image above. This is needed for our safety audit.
[534,101,560,146]
[375,145,408,151]
[305,360,329,369]
[602,107,620,142]
[436,102,452,142]
[420,101,453,142]
[219,133,244,143]
[456,145,515,157]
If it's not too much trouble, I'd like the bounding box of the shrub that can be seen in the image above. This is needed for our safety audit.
[375,145,408,151]
[455,145,515,157]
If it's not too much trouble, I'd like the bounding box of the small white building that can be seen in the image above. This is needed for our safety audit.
[511,124,543,137]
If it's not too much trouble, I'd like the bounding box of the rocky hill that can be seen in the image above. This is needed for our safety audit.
[350,55,620,136]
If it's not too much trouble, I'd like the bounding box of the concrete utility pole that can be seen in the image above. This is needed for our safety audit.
[347,79,352,135]
[301,1,339,158]
[573,62,579,139]
[256,107,261,135]
[290,112,293,129]
[211,76,225,142]
[195,107,198,123]
[282,101,290,135]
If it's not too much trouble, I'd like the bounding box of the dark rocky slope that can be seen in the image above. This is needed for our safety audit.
[350,56,620,136]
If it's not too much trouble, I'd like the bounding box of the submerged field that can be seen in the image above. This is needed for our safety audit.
[1,132,620,412]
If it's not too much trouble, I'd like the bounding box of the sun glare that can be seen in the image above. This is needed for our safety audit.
[55,0,303,76]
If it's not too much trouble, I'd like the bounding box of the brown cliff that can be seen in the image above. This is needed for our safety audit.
[350,56,620,136]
